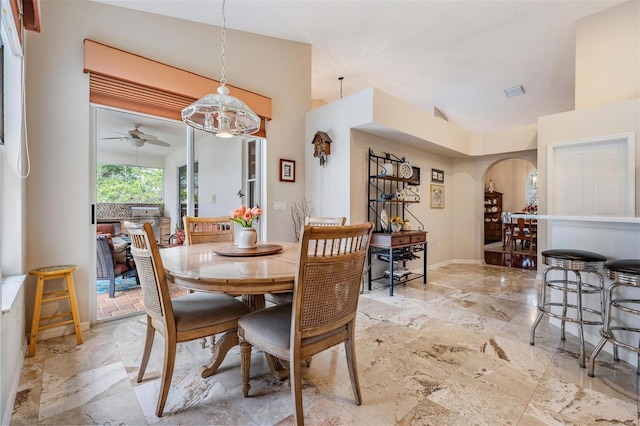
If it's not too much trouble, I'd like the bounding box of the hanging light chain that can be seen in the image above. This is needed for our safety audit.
[220,0,227,87]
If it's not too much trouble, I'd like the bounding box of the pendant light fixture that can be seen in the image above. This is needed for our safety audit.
[181,0,260,138]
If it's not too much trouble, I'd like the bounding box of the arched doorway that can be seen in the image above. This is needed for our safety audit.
[483,158,537,269]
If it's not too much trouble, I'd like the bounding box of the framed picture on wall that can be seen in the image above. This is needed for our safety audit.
[430,184,444,209]
[408,166,420,185]
[280,159,295,182]
[431,168,444,183]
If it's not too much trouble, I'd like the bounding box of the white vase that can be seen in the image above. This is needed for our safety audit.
[237,227,257,249]
[391,223,402,233]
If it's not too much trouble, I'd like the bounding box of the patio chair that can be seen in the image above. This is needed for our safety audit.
[96,234,138,298]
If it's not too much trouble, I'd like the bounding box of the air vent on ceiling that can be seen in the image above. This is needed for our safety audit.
[504,85,525,98]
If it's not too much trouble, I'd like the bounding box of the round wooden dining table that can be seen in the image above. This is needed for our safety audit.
[161,241,299,379]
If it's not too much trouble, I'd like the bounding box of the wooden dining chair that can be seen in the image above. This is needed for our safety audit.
[512,218,536,254]
[183,216,235,244]
[238,222,374,425]
[125,222,251,417]
[266,216,346,307]
[304,216,346,226]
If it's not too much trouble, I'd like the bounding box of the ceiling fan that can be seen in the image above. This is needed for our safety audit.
[102,124,171,148]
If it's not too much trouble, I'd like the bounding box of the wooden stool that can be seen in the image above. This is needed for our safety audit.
[28,265,83,357]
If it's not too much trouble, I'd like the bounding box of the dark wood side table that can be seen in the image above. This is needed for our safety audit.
[368,230,428,296]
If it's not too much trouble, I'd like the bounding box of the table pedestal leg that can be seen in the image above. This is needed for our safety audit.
[201,330,238,378]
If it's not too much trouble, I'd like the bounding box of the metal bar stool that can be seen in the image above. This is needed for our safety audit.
[588,259,640,377]
[28,265,83,357]
[530,249,606,368]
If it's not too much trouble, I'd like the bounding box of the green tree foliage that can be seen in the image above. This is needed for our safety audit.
[97,164,163,203]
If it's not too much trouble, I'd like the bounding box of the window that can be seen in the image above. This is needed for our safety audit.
[96,164,163,203]
[526,169,538,209]
[178,162,198,220]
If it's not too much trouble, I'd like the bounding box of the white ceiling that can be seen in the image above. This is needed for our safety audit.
[93,0,626,155]
[96,107,191,157]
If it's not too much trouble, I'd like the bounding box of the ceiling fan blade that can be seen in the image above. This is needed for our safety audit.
[102,137,127,140]
[145,139,171,147]
[141,133,158,141]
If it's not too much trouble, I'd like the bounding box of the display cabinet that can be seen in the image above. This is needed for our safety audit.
[484,191,502,243]
[367,149,428,296]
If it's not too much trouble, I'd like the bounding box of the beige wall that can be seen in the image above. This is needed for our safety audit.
[450,150,537,262]
[24,0,311,327]
[306,88,539,267]
[537,98,640,218]
[575,1,640,109]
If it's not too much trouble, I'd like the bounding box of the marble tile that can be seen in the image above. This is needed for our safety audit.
[525,375,638,424]
[37,389,146,425]
[39,362,130,420]
[10,264,639,426]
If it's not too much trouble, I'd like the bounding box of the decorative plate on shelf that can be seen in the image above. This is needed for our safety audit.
[399,162,413,179]
[380,209,389,232]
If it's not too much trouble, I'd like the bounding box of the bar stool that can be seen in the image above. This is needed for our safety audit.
[530,249,606,368]
[588,259,640,377]
[28,265,83,357]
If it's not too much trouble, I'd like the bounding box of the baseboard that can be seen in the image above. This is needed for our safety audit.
[451,259,483,265]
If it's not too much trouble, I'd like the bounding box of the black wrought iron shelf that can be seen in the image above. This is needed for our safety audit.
[368,199,420,204]
[371,272,424,286]
[370,175,420,185]
[367,147,428,296]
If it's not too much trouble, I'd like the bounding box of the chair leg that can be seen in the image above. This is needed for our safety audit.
[290,348,304,426]
[109,276,116,298]
[156,335,177,417]
[345,322,362,405]
[137,316,155,382]
[239,340,252,397]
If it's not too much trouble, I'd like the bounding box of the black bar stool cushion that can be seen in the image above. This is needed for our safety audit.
[542,249,606,263]
[605,259,640,275]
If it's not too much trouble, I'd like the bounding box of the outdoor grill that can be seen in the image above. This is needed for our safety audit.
[130,207,161,242]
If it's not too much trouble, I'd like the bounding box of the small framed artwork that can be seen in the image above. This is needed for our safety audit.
[280,159,296,182]
[408,166,420,185]
[430,184,445,209]
[431,168,444,183]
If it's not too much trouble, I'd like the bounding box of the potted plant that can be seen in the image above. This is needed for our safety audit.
[390,216,404,233]
[230,205,262,248]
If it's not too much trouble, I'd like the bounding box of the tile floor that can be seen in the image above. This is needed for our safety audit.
[97,283,187,320]
[12,264,640,425]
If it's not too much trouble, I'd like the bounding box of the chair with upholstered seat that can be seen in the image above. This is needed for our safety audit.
[125,222,251,417]
[238,222,373,425]
[265,216,346,307]
[266,217,346,305]
[96,234,138,298]
[183,216,235,244]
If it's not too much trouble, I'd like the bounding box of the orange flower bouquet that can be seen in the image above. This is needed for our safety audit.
[230,205,262,228]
